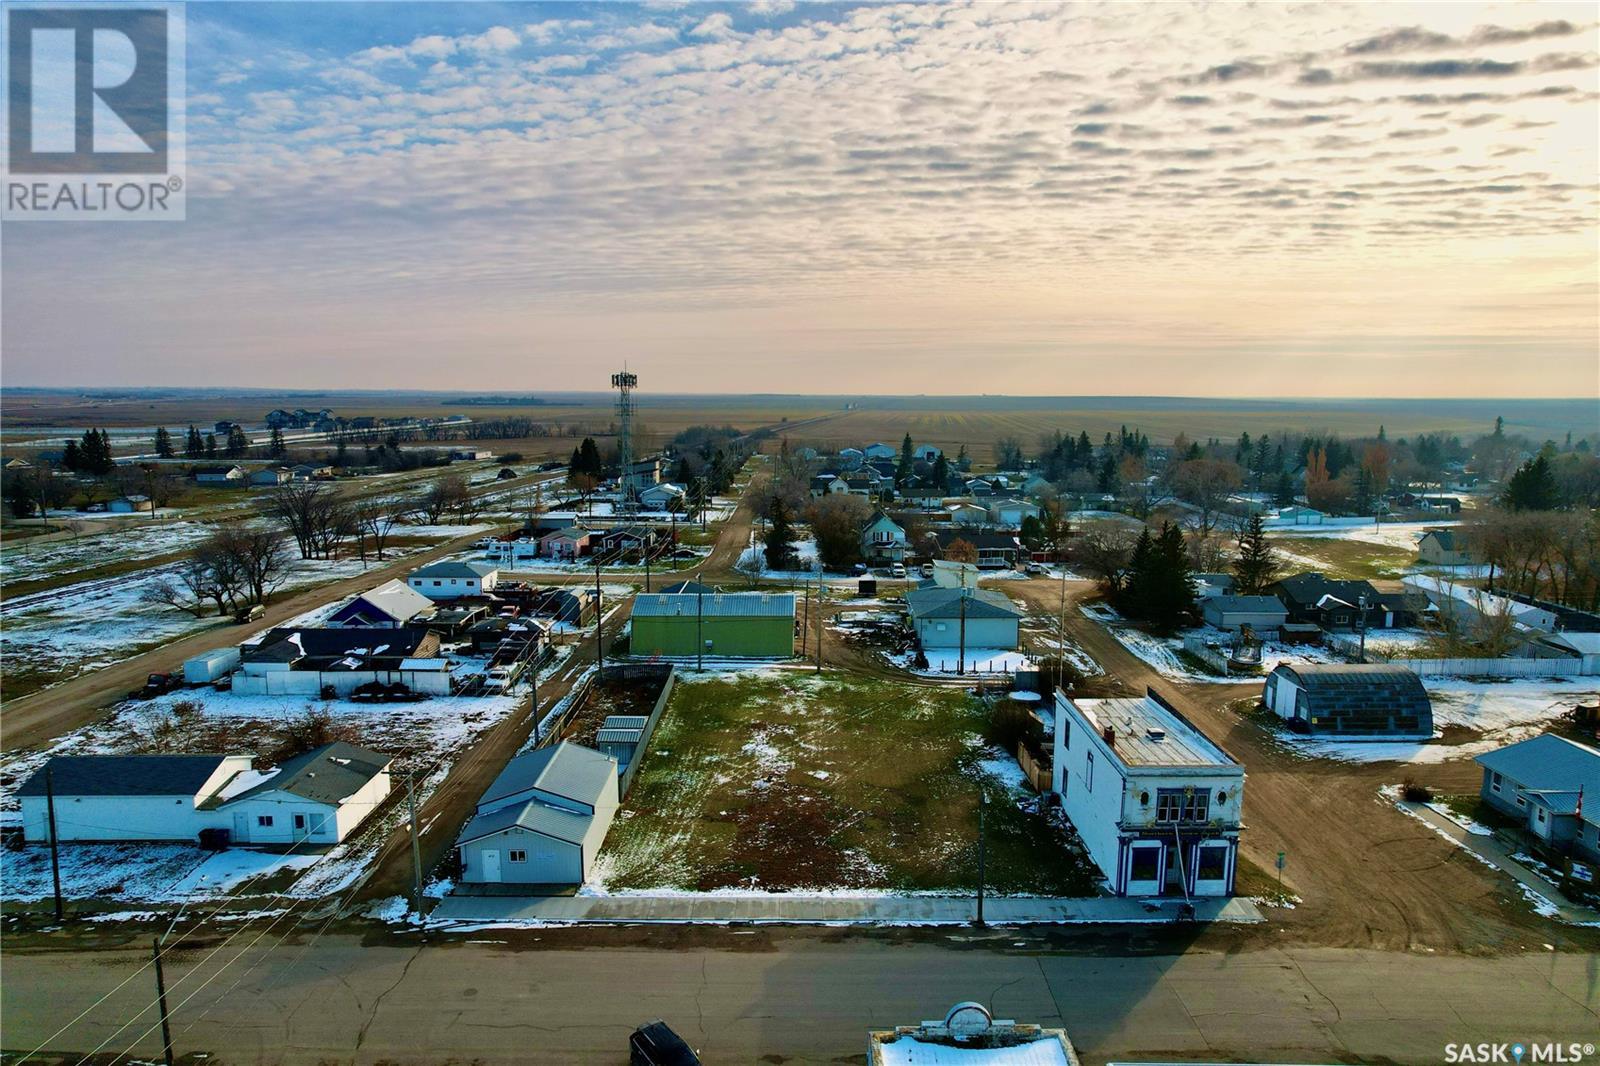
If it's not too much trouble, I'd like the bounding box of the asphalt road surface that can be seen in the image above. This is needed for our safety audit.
[4,929,1598,1065]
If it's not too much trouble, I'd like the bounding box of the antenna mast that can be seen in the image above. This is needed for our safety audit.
[611,369,638,507]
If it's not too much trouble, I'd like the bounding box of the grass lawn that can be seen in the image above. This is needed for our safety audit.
[1270,536,1415,581]
[595,672,1099,895]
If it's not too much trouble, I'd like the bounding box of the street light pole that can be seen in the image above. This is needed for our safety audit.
[594,553,605,674]
[1357,592,1369,662]
[45,765,63,923]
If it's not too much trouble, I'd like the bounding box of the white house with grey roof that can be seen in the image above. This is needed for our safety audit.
[327,579,437,627]
[1476,734,1600,864]
[456,742,619,886]
[407,560,500,600]
[1048,688,1244,897]
[18,743,392,847]
[904,584,1022,650]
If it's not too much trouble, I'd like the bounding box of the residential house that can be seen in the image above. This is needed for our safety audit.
[1403,575,1559,635]
[466,615,546,655]
[1476,735,1600,865]
[484,538,542,568]
[1272,572,1423,630]
[213,421,239,436]
[248,467,292,487]
[630,592,796,657]
[638,482,686,510]
[539,525,591,561]
[108,495,153,513]
[1416,529,1473,567]
[456,742,620,885]
[927,528,1022,569]
[912,444,942,462]
[810,474,849,498]
[193,465,246,485]
[860,510,908,565]
[836,447,865,470]
[864,442,898,460]
[843,475,880,498]
[623,456,663,492]
[1201,595,1289,634]
[945,501,990,527]
[408,560,500,600]
[987,497,1040,527]
[966,478,996,498]
[451,448,494,461]
[290,463,333,481]
[234,626,450,696]
[896,477,946,508]
[19,743,392,847]
[904,585,1022,649]
[1528,631,1600,672]
[794,447,819,462]
[4,457,32,471]
[1048,688,1244,897]
[264,409,297,429]
[1191,573,1236,600]
[1022,474,1054,498]
[1262,663,1433,738]
[525,586,597,627]
[327,579,437,627]
[591,524,661,560]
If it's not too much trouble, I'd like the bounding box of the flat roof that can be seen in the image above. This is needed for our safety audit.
[1064,692,1239,771]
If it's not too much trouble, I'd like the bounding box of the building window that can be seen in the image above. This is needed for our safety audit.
[1061,719,1070,751]
[509,850,528,863]
[1129,846,1160,883]
[1490,772,1502,793]
[1536,808,1547,825]
[1156,788,1210,824]
[1516,794,1526,808]
[257,815,274,827]
[293,814,306,830]
[1085,752,1094,792]
[1197,844,1228,883]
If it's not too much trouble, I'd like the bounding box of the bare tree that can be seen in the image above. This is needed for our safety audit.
[211,524,289,605]
[1169,458,1243,541]
[1067,520,1138,596]
[270,482,336,559]
[351,498,407,561]
[420,474,470,524]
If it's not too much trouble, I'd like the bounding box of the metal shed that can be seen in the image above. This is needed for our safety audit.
[1263,663,1433,738]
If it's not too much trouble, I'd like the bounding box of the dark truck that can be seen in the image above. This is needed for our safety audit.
[629,1022,700,1066]
[127,673,178,700]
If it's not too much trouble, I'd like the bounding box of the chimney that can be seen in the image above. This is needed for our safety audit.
[1102,724,1115,748]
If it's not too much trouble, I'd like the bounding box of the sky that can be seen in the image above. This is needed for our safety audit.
[2,1,1597,397]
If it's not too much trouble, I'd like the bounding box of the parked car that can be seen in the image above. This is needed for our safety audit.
[483,667,514,691]
[1025,562,1050,575]
[852,563,868,575]
[630,1022,700,1066]
[921,563,934,577]
[234,603,265,624]
[890,563,907,578]
[127,673,177,700]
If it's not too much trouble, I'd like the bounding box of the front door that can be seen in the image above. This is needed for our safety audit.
[480,849,502,883]
[1124,841,1165,896]
[1191,840,1234,896]
[232,810,250,845]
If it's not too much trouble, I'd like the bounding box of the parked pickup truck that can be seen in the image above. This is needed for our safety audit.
[483,667,515,692]
[128,673,178,700]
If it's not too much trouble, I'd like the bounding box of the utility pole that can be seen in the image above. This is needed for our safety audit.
[644,543,652,593]
[152,937,175,1066]
[957,570,969,677]
[45,765,63,923]
[814,581,825,674]
[975,790,987,927]
[594,554,605,674]
[1357,592,1370,662]
[799,581,810,656]
[407,771,423,918]
[697,588,705,673]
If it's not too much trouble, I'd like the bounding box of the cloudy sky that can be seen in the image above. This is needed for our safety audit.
[4,1,1597,396]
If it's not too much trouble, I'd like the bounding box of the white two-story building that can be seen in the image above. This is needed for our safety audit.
[1048,687,1244,897]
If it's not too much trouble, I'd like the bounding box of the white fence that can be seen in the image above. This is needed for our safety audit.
[1323,634,1595,677]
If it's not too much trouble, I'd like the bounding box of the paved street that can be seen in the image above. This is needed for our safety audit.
[4,932,1598,1064]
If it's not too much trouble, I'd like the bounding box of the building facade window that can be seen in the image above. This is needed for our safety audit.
[1490,772,1502,793]
[1085,752,1094,792]
[257,815,274,827]
[1155,788,1210,824]
[509,850,528,863]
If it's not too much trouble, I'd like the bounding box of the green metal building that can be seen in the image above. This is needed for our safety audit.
[629,592,796,658]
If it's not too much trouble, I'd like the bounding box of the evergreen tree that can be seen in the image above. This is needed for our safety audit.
[1274,471,1296,507]
[1096,452,1117,494]
[895,433,914,487]
[1120,527,1155,620]
[763,496,799,571]
[576,437,603,478]
[62,440,82,472]
[1147,522,1196,633]
[204,433,218,459]
[185,425,204,459]
[932,453,950,491]
[268,426,286,457]
[955,444,969,471]
[1231,513,1279,595]
[225,424,250,459]
[1501,455,1560,511]
[154,426,174,458]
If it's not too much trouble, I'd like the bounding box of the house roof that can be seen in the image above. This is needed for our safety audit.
[1205,595,1289,615]
[1541,632,1600,656]
[904,586,1022,621]
[1066,691,1240,770]
[221,742,391,806]
[631,592,796,618]
[243,626,435,665]
[478,741,617,811]
[1268,663,1431,714]
[335,579,436,624]
[18,755,238,799]
[411,560,498,581]
[1273,572,1384,609]
[657,580,714,595]
[542,525,589,540]
[1476,735,1600,820]
[458,796,598,847]
[193,465,242,476]
[1420,529,1460,551]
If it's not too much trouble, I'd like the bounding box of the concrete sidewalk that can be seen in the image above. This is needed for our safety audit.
[1400,800,1600,925]
[428,891,1263,926]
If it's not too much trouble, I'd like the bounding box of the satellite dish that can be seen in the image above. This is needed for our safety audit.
[943,1002,993,1034]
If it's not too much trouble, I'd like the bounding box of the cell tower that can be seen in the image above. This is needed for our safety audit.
[611,369,638,504]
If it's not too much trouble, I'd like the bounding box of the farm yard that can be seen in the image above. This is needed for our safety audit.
[591,671,1098,896]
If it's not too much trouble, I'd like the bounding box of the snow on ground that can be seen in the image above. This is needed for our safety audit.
[891,648,1035,676]
[1,518,230,584]
[1090,605,1341,685]
[737,537,822,578]
[1282,678,1597,765]
[1022,631,1102,676]
[393,522,495,537]
[0,548,431,692]
[1263,517,1457,546]
[0,844,322,903]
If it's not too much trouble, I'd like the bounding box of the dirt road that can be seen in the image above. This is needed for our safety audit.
[1005,575,1591,952]
[0,528,499,752]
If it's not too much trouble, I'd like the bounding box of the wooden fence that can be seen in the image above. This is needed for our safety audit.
[1324,633,1595,677]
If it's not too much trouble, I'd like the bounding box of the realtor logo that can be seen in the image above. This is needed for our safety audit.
[4,3,185,220]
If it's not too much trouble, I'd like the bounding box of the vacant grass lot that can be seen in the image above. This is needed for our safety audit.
[596,672,1098,895]
[1269,536,1416,581]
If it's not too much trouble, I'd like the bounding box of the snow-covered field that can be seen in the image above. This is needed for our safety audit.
[1284,678,1597,765]
[0,548,431,692]
[0,684,526,904]
[1263,518,1457,548]
[737,537,822,577]
[891,648,1035,675]
[1,518,229,584]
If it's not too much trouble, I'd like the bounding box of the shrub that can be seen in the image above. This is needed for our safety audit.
[272,706,359,763]
[1401,778,1432,803]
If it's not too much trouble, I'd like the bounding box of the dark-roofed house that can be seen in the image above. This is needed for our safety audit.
[1416,529,1473,567]
[905,585,1022,650]
[1262,663,1433,738]
[233,626,450,696]
[1476,735,1600,864]
[328,579,437,627]
[456,742,619,886]
[925,529,1022,570]
[18,743,392,846]
[407,560,500,600]
[1270,572,1422,630]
